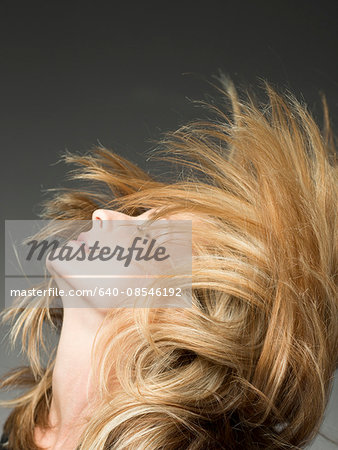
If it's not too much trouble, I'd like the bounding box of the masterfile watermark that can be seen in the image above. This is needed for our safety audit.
[5,219,192,309]
[26,236,170,266]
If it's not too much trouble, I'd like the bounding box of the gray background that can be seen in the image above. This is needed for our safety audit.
[1,0,337,447]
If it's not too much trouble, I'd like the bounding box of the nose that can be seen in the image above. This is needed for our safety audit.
[91,209,132,230]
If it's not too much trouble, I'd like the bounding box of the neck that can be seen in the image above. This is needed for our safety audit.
[38,305,106,449]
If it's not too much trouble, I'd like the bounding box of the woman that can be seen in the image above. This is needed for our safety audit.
[1,77,337,449]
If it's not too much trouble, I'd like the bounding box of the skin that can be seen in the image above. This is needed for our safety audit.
[34,208,193,449]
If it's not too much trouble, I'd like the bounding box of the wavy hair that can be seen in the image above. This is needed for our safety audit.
[1,77,337,449]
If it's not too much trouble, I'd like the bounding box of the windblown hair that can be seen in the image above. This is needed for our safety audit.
[1,78,337,449]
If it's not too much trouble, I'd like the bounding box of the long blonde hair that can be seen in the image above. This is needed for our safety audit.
[1,77,337,449]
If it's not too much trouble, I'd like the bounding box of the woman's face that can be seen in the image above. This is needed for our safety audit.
[46,208,193,309]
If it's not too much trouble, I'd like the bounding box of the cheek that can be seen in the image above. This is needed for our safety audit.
[45,221,193,309]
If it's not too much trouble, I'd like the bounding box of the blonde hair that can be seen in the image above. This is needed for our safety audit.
[1,78,337,449]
